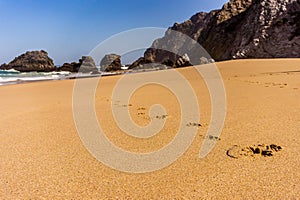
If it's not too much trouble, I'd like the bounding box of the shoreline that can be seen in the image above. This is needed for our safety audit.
[1,58,299,87]
[0,66,169,87]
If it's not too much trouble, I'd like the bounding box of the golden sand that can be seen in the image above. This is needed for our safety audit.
[0,59,299,199]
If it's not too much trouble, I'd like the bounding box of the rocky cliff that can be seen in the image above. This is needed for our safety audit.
[0,50,55,72]
[133,0,299,68]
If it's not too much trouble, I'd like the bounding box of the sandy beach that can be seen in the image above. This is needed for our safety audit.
[0,59,299,199]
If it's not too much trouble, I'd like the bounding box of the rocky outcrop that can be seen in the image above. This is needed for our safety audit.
[129,53,194,69]
[128,57,153,69]
[0,50,55,72]
[58,56,98,73]
[135,0,299,67]
[0,50,98,73]
[79,56,98,73]
[100,54,122,72]
[58,62,81,72]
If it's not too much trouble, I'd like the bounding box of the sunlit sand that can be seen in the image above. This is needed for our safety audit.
[0,59,299,198]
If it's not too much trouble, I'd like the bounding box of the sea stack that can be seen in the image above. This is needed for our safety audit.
[100,54,122,72]
[58,56,98,73]
[0,50,55,72]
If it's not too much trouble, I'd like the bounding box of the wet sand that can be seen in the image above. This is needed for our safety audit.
[0,59,299,199]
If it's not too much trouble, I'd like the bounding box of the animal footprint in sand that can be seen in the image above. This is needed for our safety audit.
[186,122,202,127]
[137,107,146,117]
[137,107,146,111]
[227,144,282,159]
[155,115,168,119]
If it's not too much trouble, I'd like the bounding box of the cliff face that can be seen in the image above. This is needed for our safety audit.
[137,0,299,67]
[201,0,300,60]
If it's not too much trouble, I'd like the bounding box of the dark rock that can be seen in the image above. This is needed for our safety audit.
[0,50,55,72]
[58,56,98,73]
[175,53,192,67]
[79,56,98,73]
[58,62,81,72]
[100,54,122,72]
[133,0,300,67]
[128,57,152,69]
[91,71,101,75]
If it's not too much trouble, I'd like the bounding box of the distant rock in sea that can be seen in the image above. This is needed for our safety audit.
[133,0,299,68]
[0,50,55,72]
[100,54,122,72]
[79,56,98,73]
[58,62,81,73]
[58,56,98,73]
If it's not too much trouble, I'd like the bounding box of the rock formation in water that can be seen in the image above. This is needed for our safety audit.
[79,56,98,73]
[100,54,122,72]
[0,50,55,72]
[58,56,98,73]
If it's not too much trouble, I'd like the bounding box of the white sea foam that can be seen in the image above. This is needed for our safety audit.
[0,69,20,74]
[0,70,98,86]
[3,69,20,73]
[0,73,65,86]
[43,71,71,76]
[0,77,19,83]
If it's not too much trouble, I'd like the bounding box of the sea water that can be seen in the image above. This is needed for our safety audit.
[0,69,71,86]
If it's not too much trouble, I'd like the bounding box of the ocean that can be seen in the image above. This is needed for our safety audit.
[0,69,125,86]
[0,69,71,86]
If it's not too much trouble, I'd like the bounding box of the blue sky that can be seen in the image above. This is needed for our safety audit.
[0,0,227,65]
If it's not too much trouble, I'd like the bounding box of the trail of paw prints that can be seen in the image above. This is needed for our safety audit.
[155,115,168,119]
[136,106,169,120]
[226,144,282,159]
[242,80,289,89]
[186,122,211,128]
[267,70,300,76]
[229,74,295,89]
[262,82,288,88]
[186,122,202,127]
[96,96,112,102]
[205,135,221,141]
[136,106,149,120]
[112,100,133,107]
[186,122,219,141]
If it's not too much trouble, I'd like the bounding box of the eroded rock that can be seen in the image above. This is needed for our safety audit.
[0,50,55,72]
[133,0,300,67]
[100,54,122,72]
